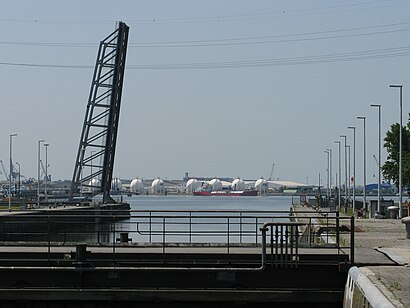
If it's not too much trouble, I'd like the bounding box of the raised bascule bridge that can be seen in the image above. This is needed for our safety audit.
[0,23,358,307]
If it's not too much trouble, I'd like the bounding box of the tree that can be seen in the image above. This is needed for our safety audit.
[382,122,410,188]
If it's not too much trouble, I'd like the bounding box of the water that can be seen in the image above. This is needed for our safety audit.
[112,195,295,244]
[124,194,294,211]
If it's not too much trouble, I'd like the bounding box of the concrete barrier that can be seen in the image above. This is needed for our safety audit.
[343,266,395,308]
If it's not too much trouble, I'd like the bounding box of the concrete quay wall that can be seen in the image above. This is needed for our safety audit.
[0,203,130,240]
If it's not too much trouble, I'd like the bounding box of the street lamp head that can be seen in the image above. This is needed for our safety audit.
[340,135,346,138]
[357,116,366,120]
[335,140,341,144]
[370,104,381,108]
[10,133,17,137]
[348,126,355,130]
[389,84,403,88]
[44,143,49,147]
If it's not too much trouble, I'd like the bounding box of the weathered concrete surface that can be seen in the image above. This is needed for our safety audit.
[293,204,410,307]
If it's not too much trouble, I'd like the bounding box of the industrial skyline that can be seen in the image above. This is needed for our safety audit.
[1,0,410,184]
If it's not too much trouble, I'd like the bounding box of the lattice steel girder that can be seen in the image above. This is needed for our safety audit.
[70,22,129,202]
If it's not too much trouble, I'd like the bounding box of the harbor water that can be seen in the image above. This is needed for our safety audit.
[111,195,296,244]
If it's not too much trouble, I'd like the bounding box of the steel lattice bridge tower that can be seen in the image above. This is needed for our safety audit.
[70,22,129,203]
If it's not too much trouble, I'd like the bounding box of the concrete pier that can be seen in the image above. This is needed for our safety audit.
[293,204,410,307]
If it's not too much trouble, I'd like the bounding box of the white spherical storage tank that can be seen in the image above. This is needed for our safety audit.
[186,179,201,193]
[231,178,245,191]
[83,178,101,193]
[88,178,101,191]
[130,178,144,193]
[111,178,123,191]
[151,178,165,193]
[209,178,222,191]
[255,178,268,193]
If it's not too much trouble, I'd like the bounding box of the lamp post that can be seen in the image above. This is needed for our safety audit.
[348,126,356,211]
[324,150,330,199]
[335,140,342,209]
[370,104,382,213]
[347,145,351,207]
[37,139,45,207]
[80,146,85,199]
[90,150,95,185]
[327,148,333,198]
[15,162,20,203]
[9,133,17,211]
[340,135,348,207]
[357,116,367,213]
[44,143,49,204]
[390,84,403,219]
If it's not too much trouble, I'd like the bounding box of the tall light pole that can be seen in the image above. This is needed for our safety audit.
[390,84,403,219]
[327,148,333,198]
[348,126,356,211]
[347,145,351,207]
[9,133,17,211]
[90,150,95,184]
[80,146,85,199]
[357,116,367,213]
[371,104,382,213]
[324,150,330,199]
[37,139,45,207]
[335,140,342,209]
[44,143,49,204]
[340,135,348,207]
[15,162,20,203]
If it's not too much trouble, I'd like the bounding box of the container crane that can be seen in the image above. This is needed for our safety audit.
[0,160,9,181]
[269,163,275,180]
[40,159,51,181]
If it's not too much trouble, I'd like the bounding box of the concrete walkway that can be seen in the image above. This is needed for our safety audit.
[293,205,410,307]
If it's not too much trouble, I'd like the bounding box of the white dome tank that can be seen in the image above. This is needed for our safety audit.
[88,178,101,192]
[255,178,268,193]
[111,178,123,191]
[231,178,245,191]
[209,178,222,191]
[151,178,165,193]
[186,179,201,193]
[130,178,144,193]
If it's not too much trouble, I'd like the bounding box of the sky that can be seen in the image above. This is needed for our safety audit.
[1,0,410,186]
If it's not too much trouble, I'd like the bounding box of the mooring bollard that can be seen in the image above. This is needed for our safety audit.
[402,217,410,239]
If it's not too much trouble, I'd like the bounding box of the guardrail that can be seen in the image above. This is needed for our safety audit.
[0,209,354,267]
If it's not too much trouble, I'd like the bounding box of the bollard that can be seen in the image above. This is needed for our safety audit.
[402,217,410,239]
[76,243,87,263]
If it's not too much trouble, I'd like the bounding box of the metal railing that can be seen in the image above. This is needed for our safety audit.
[0,209,354,267]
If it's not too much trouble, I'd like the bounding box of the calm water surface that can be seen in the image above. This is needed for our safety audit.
[112,195,296,244]
[123,194,295,211]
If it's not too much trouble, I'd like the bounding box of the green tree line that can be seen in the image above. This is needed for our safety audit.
[382,122,410,189]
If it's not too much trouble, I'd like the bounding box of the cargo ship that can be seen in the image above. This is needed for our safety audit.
[193,189,258,196]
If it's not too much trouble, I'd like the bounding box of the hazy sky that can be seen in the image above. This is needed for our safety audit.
[1,0,410,185]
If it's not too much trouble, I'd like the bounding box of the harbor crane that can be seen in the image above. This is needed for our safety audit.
[40,159,51,181]
[269,163,275,180]
[0,160,8,181]
[372,155,380,179]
